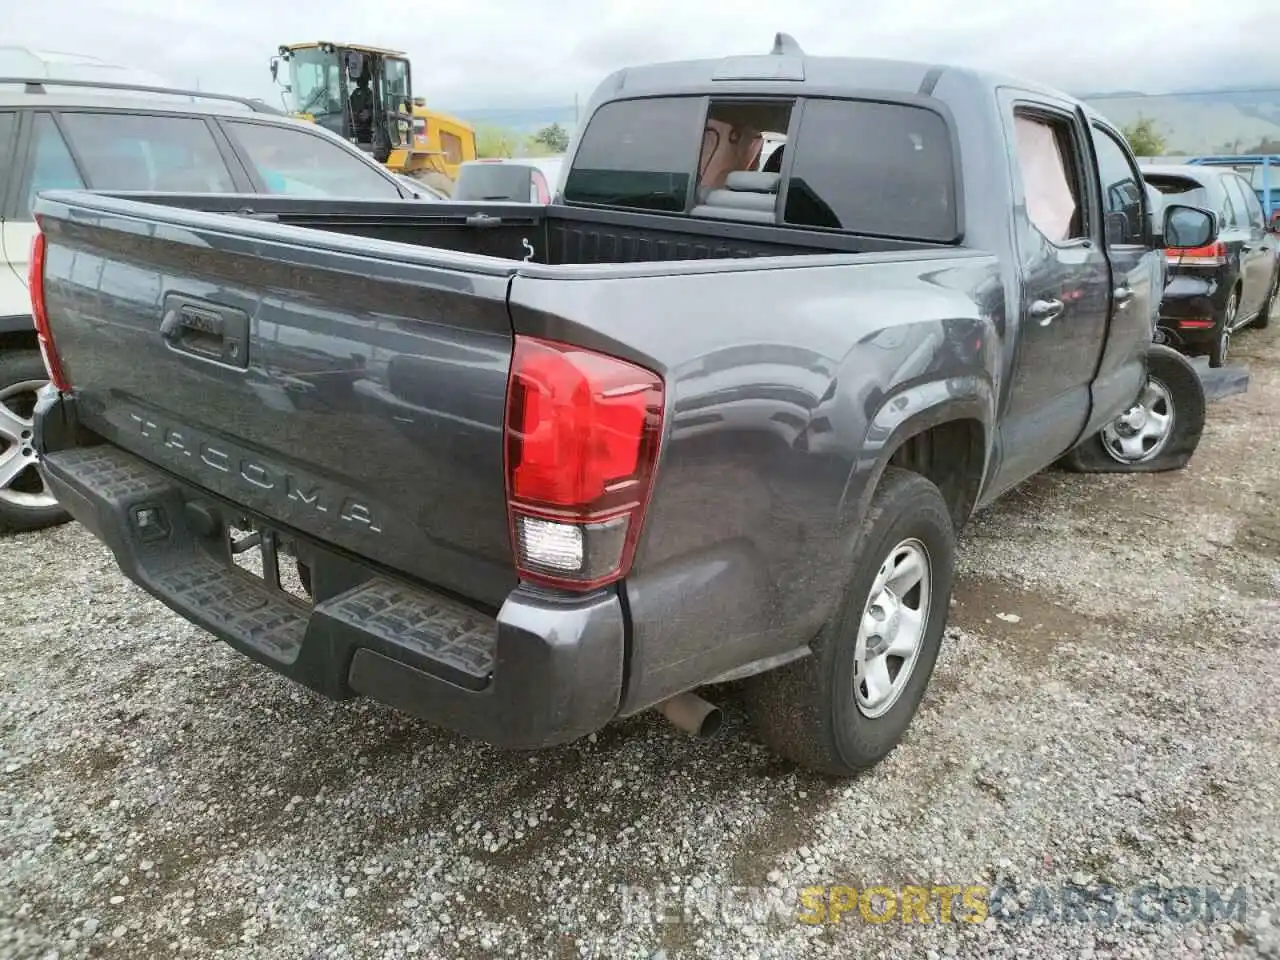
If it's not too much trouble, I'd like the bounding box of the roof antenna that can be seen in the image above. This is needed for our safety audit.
[771,33,804,56]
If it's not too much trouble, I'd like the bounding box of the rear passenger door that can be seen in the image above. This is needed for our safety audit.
[992,96,1110,490]
[1224,174,1272,319]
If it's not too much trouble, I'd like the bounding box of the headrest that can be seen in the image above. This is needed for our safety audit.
[725,171,780,194]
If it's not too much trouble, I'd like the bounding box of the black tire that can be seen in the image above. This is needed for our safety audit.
[744,467,955,776]
[1059,343,1205,474]
[0,349,69,534]
[1208,288,1239,368]
[1255,265,1278,331]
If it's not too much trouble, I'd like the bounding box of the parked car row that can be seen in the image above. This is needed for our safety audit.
[0,73,440,532]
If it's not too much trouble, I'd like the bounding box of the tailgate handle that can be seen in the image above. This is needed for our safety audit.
[159,296,250,369]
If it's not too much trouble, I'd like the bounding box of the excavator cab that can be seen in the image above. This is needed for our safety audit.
[272,42,413,164]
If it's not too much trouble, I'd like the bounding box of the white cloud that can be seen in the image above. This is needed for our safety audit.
[8,0,1278,111]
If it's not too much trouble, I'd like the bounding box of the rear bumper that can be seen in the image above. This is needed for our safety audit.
[1157,275,1227,345]
[34,390,625,749]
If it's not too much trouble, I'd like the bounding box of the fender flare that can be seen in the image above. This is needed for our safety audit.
[838,374,995,537]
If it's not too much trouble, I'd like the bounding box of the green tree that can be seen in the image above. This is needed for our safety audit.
[476,124,519,159]
[533,122,570,153]
[1120,116,1166,157]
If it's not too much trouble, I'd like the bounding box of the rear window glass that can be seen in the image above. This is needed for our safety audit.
[1144,175,1212,206]
[454,164,539,202]
[783,99,956,241]
[59,113,236,193]
[563,97,702,212]
[1144,175,1227,226]
[563,95,958,241]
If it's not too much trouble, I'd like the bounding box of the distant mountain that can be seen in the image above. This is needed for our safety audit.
[1081,87,1280,154]
[450,88,1280,156]
[451,105,578,135]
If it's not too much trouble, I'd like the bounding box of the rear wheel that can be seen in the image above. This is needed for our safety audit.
[744,467,955,776]
[0,349,69,533]
[1209,288,1238,368]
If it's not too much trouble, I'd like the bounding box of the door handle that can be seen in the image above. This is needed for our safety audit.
[159,295,249,368]
[1030,298,1064,325]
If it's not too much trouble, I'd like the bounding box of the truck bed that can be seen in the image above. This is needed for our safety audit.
[95,192,945,266]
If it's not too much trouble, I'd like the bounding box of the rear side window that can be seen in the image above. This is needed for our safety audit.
[1225,174,1265,230]
[783,99,957,241]
[59,113,236,193]
[224,121,401,198]
[563,97,703,212]
[23,114,85,215]
[1012,112,1087,244]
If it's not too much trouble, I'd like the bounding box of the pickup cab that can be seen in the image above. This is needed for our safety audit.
[29,36,1216,776]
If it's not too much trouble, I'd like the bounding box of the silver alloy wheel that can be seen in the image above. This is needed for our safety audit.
[0,379,56,510]
[853,538,931,719]
[1100,376,1175,464]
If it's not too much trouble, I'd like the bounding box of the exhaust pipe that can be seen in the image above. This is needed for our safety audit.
[657,692,722,738]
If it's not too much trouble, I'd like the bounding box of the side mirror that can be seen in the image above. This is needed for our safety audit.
[1162,204,1216,250]
[269,57,280,83]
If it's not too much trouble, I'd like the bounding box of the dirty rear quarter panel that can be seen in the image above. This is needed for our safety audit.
[508,252,1002,714]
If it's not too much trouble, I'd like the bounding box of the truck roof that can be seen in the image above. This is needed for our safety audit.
[587,33,1105,124]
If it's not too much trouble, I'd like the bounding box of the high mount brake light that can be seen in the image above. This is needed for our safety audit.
[504,335,664,590]
[28,230,70,392]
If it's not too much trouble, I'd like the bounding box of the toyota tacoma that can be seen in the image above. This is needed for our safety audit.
[28,36,1215,775]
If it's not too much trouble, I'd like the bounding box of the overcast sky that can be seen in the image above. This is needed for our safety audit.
[9,0,1280,111]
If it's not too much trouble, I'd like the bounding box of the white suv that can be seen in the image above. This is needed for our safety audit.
[0,73,432,532]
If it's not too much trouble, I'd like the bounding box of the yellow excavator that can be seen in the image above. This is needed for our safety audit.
[270,41,477,195]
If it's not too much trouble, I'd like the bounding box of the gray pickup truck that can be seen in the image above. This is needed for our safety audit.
[29,37,1216,776]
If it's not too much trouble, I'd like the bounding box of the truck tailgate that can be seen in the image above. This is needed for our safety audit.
[35,193,520,610]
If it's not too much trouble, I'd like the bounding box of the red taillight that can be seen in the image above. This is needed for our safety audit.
[504,336,664,590]
[28,231,70,392]
[1166,240,1228,267]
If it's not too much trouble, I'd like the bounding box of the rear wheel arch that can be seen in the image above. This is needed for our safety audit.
[884,417,987,531]
[846,387,993,537]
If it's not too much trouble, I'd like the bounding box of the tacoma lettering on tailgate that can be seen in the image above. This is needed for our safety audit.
[126,411,383,533]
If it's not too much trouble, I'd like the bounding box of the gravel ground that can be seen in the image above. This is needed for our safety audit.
[2,325,1278,960]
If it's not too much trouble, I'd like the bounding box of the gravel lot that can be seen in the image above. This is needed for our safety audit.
[2,326,1278,960]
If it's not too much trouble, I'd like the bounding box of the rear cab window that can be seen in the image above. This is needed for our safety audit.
[58,113,236,193]
[562,95,959,242]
